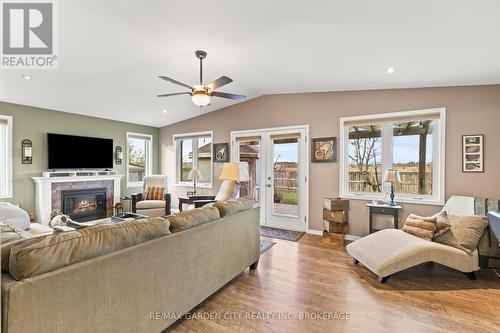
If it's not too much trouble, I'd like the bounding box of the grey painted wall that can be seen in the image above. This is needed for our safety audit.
[0,102,160,213]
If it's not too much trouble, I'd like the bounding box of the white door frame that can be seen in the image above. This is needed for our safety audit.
[230,125,309,231]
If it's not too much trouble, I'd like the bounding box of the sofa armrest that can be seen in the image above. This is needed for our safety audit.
[164,193,172,216]
[131,193,143,213]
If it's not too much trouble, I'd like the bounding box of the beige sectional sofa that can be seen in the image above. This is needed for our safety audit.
[1,201,260,333]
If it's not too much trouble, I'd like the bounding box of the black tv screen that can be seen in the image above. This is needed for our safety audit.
[47,133,113,169]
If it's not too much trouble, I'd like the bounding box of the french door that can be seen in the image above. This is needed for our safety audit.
[231,126,309,232]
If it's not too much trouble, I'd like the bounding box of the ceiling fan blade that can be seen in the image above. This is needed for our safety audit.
[159,76,193,90]
[206,76,233,90]
[212,91,246,101]
[157,92,191,97]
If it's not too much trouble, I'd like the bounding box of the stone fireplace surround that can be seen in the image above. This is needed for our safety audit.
[32,175,122,225]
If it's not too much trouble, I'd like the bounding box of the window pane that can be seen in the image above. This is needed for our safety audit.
[392,120,433,195]
[347,125,382,193]
[273,138,299,217]
[238,139,260,202]
[128,137,147,183]
[180,139,193,182]
[196,137,211,183]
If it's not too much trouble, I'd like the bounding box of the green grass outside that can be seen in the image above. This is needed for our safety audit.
[275,190,298,205]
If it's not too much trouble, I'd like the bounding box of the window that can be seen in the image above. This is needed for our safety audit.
[340,108,445,205]
[0,115,13,198]
[126,132,152,187]
[174,131,213,187]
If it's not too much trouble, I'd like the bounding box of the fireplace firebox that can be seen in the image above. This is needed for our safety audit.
[61,188,107,222]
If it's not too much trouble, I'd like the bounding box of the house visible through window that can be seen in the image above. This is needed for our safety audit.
[174,132,212,187]
[0,115,13,198]
[127,132,152,187]
[340,109,445,204]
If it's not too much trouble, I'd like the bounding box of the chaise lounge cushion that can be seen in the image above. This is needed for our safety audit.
[346,229,479,278]
[8,217,171,280]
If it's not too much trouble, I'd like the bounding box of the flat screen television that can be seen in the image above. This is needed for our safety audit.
[47,133,113,169]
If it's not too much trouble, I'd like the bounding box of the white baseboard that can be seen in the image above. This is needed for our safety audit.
[306,229,362,241]
[344,234,361,241]
[306,229,323,235]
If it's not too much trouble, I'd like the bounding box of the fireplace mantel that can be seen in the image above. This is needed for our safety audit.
[32,175,122,225]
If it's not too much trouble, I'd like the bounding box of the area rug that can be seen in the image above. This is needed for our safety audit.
[260,226,305,242]
[260,240,276,254]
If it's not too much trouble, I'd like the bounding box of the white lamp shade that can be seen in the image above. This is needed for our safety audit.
[383,169,401,183]
[188,168,202,180]
[191,92,211,106]
[219,162,250,181]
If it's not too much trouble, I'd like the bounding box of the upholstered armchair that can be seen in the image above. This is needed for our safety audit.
[192,163,249,208]
[131,175,171,217]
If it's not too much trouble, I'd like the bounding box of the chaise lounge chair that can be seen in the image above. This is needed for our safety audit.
[346,195,494,282]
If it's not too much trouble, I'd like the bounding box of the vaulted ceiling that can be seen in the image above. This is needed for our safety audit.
[1,0,499,127]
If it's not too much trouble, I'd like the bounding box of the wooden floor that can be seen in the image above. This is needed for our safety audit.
[166,234,500,333]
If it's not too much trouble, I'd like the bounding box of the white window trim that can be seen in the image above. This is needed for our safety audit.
[126,132,153,188]
[173,130,213,189]
[0,115,13,199]
[339,108,446,206]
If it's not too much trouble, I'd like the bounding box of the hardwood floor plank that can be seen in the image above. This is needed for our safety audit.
[165,234,500,333]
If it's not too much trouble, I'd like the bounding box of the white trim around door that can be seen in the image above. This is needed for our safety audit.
[230,125,310,232]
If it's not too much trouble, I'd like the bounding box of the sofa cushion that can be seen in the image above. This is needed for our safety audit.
[0,202,30,230]
[433,214,488,254]
[8,217,171,280]
[212,197,254,218]
[1,225,34,272]
[136,200,166,209]
[168,206,220,233]
[402,214,437,241]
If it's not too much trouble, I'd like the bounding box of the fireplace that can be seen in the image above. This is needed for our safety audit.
[61,188,107,222]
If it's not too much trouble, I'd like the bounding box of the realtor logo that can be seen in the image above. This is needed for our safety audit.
[1,0,57,68]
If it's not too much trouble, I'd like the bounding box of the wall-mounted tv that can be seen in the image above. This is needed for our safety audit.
[47,133,113,169]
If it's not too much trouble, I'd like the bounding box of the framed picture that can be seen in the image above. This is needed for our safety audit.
[213,143,229,163]
[311,137,337,163]
[462,134,484,172]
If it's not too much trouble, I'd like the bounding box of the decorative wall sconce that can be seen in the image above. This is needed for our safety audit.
[22,139,32,164]
[115,146,123,165]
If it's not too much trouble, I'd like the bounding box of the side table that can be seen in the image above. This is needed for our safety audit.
[178,196,216,212]
[367,203,402,234]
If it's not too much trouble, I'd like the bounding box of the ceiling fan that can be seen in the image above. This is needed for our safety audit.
[158,50,246,107]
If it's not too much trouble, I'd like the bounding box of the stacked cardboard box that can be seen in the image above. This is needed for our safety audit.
[323,198,349,247]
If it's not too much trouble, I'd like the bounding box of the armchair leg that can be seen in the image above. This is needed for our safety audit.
[464,272,476,280]
[378,275,390,283]
[164,193,171,216]
[249,260,259,270]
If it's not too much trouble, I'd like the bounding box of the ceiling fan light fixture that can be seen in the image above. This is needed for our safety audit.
[192,91,211,107]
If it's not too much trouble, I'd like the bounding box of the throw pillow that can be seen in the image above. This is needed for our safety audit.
[402,214,437,241]
[0,202,30,230]
[212,197,255,218]
[433,214,489,254]
[145,186,165,200]
[433,210,451,238]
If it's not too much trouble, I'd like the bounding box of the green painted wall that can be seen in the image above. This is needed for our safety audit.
[0,102,159,212]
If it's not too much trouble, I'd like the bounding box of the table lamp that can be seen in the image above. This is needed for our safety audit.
[383,169,401,206]
[188,168,202,196]
[217,162,250,200]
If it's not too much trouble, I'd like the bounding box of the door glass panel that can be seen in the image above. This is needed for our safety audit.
[238,139,260,203]
[272,137,299,217]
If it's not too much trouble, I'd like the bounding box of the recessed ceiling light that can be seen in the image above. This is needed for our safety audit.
[386,67,396,74]
[21,75,32,80]
[162,109,167,114]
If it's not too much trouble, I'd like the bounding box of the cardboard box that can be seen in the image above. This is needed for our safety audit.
[323,198,349,211]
